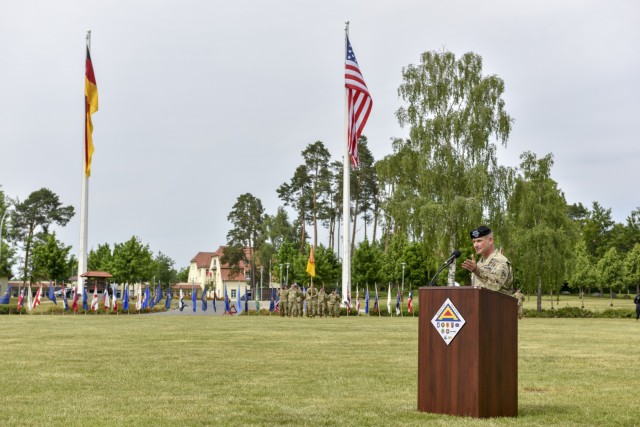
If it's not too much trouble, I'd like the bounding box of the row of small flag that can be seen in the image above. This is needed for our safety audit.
[0,282,246,315]
[0,282,175,312]
[1,283,415,315]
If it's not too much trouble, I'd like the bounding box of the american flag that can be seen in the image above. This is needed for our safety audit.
[17,287,25,310]
[407,290,413,314]
[345,35,372,167]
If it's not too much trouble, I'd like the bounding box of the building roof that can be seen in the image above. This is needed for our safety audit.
[80,271,113,278]
[172,282,201,289]
[212,246,252,281]
[190,252,216,268]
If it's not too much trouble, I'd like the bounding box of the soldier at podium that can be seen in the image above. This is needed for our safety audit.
[461,225,513,294]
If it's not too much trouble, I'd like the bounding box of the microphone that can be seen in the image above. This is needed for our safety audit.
[441,250,462,267]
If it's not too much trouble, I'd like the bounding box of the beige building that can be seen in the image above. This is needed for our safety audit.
[187,247,252,300]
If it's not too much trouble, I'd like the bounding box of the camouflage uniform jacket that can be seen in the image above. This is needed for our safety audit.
[306,286,318,300]
[472,250,513,294]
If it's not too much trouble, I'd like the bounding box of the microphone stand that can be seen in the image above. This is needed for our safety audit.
[428,261,451,286]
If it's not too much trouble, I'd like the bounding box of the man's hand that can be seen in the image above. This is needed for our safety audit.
[461,254,477,274]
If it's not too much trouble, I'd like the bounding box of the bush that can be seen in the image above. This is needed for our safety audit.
[598,308,634,319]
[523,307,632,318]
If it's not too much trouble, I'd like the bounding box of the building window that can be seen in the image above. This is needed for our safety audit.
[231,289,237,298]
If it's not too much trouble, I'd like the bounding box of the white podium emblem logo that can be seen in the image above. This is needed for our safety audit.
[431,298,466,345]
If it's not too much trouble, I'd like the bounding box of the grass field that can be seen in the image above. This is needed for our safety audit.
[1,314,639,426]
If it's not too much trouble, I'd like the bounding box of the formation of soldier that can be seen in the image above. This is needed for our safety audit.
[277,283,342,318]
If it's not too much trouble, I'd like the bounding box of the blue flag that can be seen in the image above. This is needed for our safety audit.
[123,287,130,311]
[165,286,172,309]
[365,287,370,314]
[237,284,242,314]
[201,287,207,312]
[48,281,57,305]
[269,288,275,312]
[0,285,12,304]
[142,285,150,309]
[82,287,89,311]
[149,285,157,308]
[192,287,197,312]
[212,291,216,312]
[155,283,163,306]
[224,285,230,313]
[62,287,69,311]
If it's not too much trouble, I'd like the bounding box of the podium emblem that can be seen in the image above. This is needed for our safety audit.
[431,298,466,345]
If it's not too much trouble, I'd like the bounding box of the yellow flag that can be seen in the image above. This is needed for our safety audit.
[306,246,316,278]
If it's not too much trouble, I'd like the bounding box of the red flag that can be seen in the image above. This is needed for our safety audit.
[407,290,413,314]
[345,35,372,167]
[32,286,43,310]
[71,286,79,312]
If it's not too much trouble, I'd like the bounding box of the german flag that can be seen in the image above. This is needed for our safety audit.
[84,45,98,177]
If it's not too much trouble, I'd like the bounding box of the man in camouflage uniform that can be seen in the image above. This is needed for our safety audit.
[305,283,318,317]
[461,225,513,294]
[513,288,525,319]
[317,287,326,317]
[288,284,299,317]
[278,285,288,317]
[328,289,341,317]
[294,284,304,316]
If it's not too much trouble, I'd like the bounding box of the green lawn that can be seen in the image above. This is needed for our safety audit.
[0,315,639,426]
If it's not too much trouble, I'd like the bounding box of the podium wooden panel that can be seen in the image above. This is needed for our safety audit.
[417,286,517,418]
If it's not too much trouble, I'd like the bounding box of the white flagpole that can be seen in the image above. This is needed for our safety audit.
[78,30,91,293]
[341,21,351,307]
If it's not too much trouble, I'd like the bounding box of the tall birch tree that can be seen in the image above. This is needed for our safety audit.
[394,50,513,284]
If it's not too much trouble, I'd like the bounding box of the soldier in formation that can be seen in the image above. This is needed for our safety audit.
[276,285,342,319]
[513,288,525,319]
[305,283,318,317]
[278,285,288,317]
[285,283,304,317]
[327,289,341,317]
[317,287,327,317]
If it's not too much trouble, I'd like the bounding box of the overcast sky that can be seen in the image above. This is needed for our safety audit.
[1,1,639,271]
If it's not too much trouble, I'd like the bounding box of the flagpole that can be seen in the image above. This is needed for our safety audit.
[341,21,351,311]
[78,30,91,296]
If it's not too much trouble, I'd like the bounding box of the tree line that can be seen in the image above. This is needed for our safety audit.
[223,50,640,310]
[2,49,638,312]
[0,187,185,287]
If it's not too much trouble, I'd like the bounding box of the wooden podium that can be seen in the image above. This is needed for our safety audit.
[417,286,517,418]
